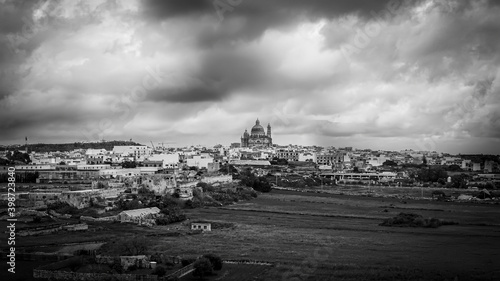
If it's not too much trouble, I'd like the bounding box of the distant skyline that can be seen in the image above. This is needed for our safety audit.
[1,0,500,154]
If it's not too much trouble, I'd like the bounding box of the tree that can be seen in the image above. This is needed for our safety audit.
[157,205,186,224]
[203,254,223,271]
[447,164,462,172]
[123,236,149,255]
[152,265,167,277]
[138,187,152,194]
[218,164,237,175]
[192,258,213,280]
[270,157,288,165]
[450,174,468,189]
[415,166,448,183]
[6,150,31,164]
[422,156,427,166]
[252,177,271,192]
[122,161,137,168]
[240,170,271,192]
[382,160,398,167]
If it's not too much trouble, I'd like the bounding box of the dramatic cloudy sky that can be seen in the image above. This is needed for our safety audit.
[1,0,500,153]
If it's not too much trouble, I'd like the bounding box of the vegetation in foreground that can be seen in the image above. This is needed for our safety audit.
[380,212,459,228]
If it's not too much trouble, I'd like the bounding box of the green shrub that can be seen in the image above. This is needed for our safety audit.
[203,254,223,271]
[181,258,196,267]
[152,265,166,277]
[192,258,213,278]
[380,213,457,228]
[427,218,442,228]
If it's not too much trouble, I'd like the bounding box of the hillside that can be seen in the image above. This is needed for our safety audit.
[0,140,145,153]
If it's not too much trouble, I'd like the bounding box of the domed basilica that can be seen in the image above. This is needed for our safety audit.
[241,119,272,148]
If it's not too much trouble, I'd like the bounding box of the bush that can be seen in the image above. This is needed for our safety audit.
[181,258,196,267]
[184,199,194,209]
[252,177,272,192]
[152,265,167,277]
[161,196,182,209]
[156,210,186,225]
[111,259,123,274]
[203,254,223,271]
[47,202,78,215]
[192,258,213,279]
[427,218,442,228]
[380,213,457,228]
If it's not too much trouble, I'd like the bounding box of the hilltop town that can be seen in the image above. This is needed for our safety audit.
[1,132,499,280]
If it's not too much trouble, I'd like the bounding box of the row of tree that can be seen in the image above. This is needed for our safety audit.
[239,168,272,192]
[1,140,143,153]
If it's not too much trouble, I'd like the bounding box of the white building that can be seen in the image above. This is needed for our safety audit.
[15,165,54,170]
[77,164,111,170]
[191,222,211,231]
[148,153,180,169]
[99,168,141,178]
[85,149,107,155]
[113,146,152,158]
[118,207,160,223]
[299,152,317,162]
[186,154,214,169]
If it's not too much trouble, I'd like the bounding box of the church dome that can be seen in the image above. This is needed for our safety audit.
[251,119,265,136]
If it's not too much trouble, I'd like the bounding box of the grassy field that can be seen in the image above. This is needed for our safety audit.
[2,189,500,280]
[180,263,273,281]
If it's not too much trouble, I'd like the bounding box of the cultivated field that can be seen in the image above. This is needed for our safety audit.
[2,188,500,280]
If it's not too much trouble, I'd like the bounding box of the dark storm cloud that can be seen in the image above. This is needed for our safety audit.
[141,0,421,46]
[144,46,276,103]
[143,0,410,19]
[148,85,223,103]
[1,0,499,153]
[0,0,41,98]
[0,0,40,34]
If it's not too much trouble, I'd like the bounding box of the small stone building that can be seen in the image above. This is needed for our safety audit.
[117,207,160,223]
[191,222,211,231]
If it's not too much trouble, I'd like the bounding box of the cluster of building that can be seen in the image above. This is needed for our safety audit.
[1,118,499,189]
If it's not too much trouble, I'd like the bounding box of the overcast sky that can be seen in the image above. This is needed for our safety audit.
[1,0,499,154]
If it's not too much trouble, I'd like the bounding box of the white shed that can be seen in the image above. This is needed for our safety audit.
[118,207,160,223]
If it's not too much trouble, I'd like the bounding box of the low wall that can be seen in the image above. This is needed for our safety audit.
[62,223,88,231]
[0,252,71,262]
[80,215,117,222]
[166,263,194,279]
[201,175,233,184]
[33,269,159,281]
[18,225,62,236]
[223,259,274,265]
[18,223,89,236]
[178,182,198,188]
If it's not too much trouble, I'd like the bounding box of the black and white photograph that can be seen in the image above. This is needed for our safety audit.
[1,0,500,280]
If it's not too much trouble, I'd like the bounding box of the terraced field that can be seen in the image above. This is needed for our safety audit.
[2,188,500,280]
